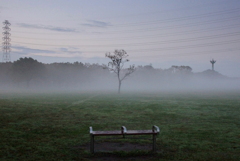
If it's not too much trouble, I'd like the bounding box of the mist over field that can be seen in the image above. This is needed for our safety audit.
[1,1,240,160]
[0,60,239,93]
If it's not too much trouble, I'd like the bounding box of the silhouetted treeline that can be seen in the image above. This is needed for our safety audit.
[0,58,114,91]
[0,57,239,92]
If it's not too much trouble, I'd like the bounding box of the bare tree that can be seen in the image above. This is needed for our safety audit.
[104,49,135,93]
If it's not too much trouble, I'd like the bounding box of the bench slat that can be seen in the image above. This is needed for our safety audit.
[91,130,122,136]
[126,130,157,135]
[91,130,158,136]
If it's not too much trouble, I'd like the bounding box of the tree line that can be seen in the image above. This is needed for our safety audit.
[0,57,193,91]
[0,51,234,92]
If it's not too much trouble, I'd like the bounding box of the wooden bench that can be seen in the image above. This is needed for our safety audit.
[89,125,160,153]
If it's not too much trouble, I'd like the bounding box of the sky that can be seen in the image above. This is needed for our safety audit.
[0,0,240,77]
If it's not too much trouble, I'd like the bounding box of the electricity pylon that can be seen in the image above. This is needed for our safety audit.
[2,20,11,62]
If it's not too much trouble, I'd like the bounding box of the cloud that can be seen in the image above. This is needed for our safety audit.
[10,46,55,61]
[11,46,83,58]
[0,6,7,10]
[0,6,7,14]
[12,46,55,54]
[17,23,77,32]
[81,20,111,28]
[59,47,83,55]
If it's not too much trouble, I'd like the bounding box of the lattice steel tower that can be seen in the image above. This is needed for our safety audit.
[2,20,11,62]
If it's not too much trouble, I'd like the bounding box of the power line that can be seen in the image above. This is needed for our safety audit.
[92,0,234,20]
[5,2,240,61]
[108,8,240,27]
[12,23,240,41]
[131,48,240,58]
[85,16,240,34]
[119,39,240,53]
[11,32,240,47]
[11,9,240,35]
[11,39,240,53]
[12,16,240,36]
[10,0,233,23]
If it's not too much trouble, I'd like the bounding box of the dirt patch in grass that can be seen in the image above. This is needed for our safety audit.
[78,142,159,161]
[89,142,153,152]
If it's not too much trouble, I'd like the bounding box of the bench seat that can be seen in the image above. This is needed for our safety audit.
[89,125,160,153]
[91,130,123,136]
[126,130,157,135]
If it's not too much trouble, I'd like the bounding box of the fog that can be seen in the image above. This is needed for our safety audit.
[124,67,240,93]
[0,59,239,94]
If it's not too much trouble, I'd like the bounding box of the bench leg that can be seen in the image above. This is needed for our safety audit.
[152,134,156,152]
[90,135,94,153]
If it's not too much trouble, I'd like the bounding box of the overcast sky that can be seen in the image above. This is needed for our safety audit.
[0,0,240,77]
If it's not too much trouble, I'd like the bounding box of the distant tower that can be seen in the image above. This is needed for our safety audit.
[2,20,11,62]
[210,59,216,70]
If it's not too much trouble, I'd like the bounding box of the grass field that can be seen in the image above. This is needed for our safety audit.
[0,91,240,161]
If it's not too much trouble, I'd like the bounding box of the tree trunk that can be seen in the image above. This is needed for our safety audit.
[117,69,121,94]
[118,80,121,94]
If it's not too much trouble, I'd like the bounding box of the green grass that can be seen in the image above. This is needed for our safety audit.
[0,91,239,160]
